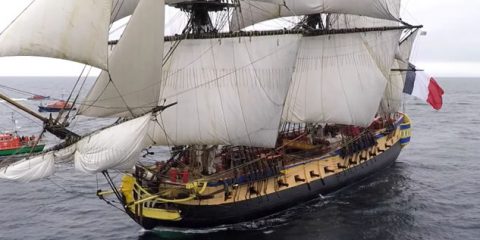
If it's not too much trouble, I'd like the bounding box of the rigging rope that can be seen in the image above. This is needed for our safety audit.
[63,66,92,124]
[54,65,88,125]
[0,0,35,36]
[0,84,48,98]
[110,0,126,25]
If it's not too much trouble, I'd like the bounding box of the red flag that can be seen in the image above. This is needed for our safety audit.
[426,78,444,110]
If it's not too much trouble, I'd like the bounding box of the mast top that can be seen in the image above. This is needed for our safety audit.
[172,0,234,34]
[170,0,235,12]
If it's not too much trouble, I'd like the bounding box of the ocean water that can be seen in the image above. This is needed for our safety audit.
[0,77,479,240]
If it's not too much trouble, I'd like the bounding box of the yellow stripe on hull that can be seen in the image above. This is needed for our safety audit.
[400,113,412,148]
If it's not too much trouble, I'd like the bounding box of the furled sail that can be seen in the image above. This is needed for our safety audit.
[0,154,55,183]
[282,30,402,127]
[0,146,75,182]
[231,0,401,30]
[79,0,165,118]
[380,29,419,113]
[149,34,301,148]
[0,0,112,70]
[0,113,152,181]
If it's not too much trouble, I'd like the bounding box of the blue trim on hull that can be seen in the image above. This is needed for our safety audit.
[400,137,411,144]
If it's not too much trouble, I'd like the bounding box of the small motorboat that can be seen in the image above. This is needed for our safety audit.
[38,100,76,112]
[0,133,45,156]
[28,95,50,101]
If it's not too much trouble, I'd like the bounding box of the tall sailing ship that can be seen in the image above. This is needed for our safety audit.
[0,0,441,230]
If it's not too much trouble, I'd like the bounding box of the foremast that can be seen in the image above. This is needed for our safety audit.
[0,0,167,182]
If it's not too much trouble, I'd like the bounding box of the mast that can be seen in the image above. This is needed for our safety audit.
[295,14,324,30]
[170,0,234,34]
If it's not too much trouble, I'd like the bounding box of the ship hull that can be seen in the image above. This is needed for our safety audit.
[0,144,45,156]
[128,141,402,229]
[38,106,75,112]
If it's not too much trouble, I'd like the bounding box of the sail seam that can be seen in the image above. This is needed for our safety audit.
[209,39,233,143]
[231,38,253,146]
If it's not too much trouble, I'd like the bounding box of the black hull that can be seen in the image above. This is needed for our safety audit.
[129,142,403,229]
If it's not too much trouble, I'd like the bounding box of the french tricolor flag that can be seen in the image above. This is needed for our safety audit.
[403,64,444,110]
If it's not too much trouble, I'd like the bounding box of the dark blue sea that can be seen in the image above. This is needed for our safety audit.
[0,77,479,240]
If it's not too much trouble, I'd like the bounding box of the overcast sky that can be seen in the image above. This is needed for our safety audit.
[0,0,478,77]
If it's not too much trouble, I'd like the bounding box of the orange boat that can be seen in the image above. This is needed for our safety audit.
[0,133,45,156]
[28,95,50,100]
[38,100,76,112]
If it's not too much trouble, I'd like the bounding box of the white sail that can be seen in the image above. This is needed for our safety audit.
[75,113,151,173]
[0,0,112,70]
[109,0,198,23]
[111,0,140,22]
[363,30,404,78]
[328,14,400,29]
[380,60,404,113]
[0,154,55,182]
[149,34,301,148]
[396,30,419,66]
[0,113,152,180]
[231,0,401,30]
[0,145,75,182]
[282,30,402,127]
[164,0,220,5]
[380,30,419,113]
[79,0,165,118]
